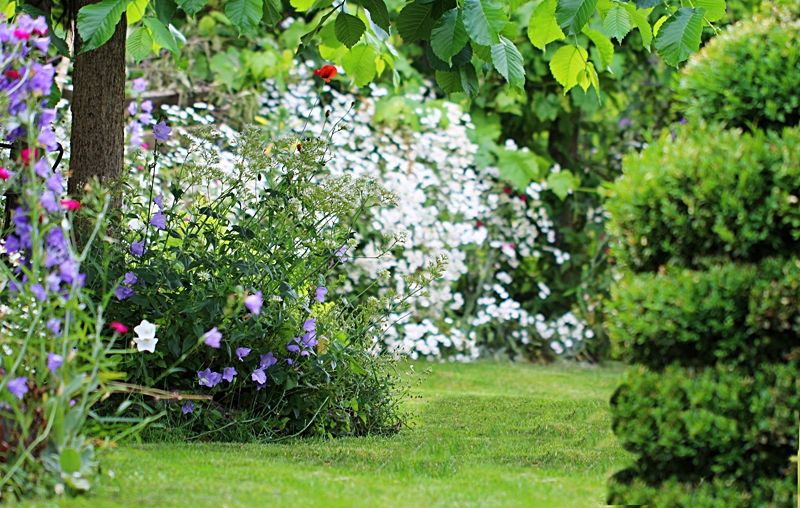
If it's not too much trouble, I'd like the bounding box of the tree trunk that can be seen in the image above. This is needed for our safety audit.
[67,2,126,196]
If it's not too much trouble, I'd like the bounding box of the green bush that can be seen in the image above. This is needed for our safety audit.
[675,15,800,131]
[608,257,800,369]
[606,123,800,272]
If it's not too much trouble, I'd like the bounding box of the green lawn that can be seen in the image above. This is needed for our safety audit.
[28,361,630,507]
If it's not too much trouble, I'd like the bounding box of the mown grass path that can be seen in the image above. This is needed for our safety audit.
[29,361,629,507]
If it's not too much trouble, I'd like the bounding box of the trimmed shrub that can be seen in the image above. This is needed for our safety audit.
[606,123,800,273]
[608,257,800,369]
[675,15,800,132]
[608,12,800,504]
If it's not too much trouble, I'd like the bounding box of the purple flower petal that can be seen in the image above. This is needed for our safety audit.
[150,212,166,230]
[244,291,262,316]
[47,353,63,373]
[131,240,145,257]
[222,367,237,382]
[260,352,277,370]
[7,377,28,399]
[123,272,138,285]
[114,285,135,301]
[154,120,171,141]
[315,286,328,303]
[251,369,266,385]
[182,401,194,414]
[236,347,251,361]
[203,327,222,348]
[133,78,147,92]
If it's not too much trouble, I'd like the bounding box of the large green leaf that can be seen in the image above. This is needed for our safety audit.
[397,1,435,41]
[155,0,178,24]
[583,28,613,70]
[335,13,366,48]
[127,0,147,24]
[602,5,631,43]
[431,9,469,64]
[342,44,377,87]
[436,70,464,93]
[556,0,598,36]
[224,0,263,34]
[60,448,82,475]
[632,0,662,7]
[143,17,179,54]
[693,0,726,22]
[262,0,282,26]
[527,0,565,50]
[546,170,580,199]
[463,0,507,46]
[176,0,206,15]
[496,149,540,191]
[127,25,153,61]
[490,36,525,88]
[653,7,705,66]
[77,0,132,53]
[460,63,479,98]
[549,44,588,93]
[360,0,390,32]
[624,3,652,50]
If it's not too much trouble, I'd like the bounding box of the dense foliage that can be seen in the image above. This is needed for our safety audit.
[606,7,800,504]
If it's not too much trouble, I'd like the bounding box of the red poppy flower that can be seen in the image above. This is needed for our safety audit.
[313,65,338,83]
[60,200,81,211]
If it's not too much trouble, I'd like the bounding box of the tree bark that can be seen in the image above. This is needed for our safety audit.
[67,1,126,196]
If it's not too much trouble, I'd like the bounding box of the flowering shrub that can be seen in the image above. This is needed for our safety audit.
[121,66,605,362]
[0,15,151,500]
[87,96,433,438]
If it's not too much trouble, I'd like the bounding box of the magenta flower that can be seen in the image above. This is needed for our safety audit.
[222,367,237,382]
[236,347,251,361]
[182,401,194,414]
[7,377,27,399]
[46,353,63,372]
[154,120,171,141]
[244,291,262,316]
[251,369,267,385]
[0,168,10,180]
[203,327,222,348]
[315,286,328,303]
[260,352,277,370]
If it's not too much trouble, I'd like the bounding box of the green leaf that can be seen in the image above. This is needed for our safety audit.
[527,0,565,50]
[460,63,479,98]
[360,0,390,33]
[624,3,652,50]
[127,25,153,61]
[556,0,598,36]
[546,170,580,199]
[452,43,473,65]
[463,0,507,46]
[262,0,282,26]
[426,44,453,71]
[472,40,493,61]
[431,9,469,64]
[224,0,263,34]
[155,0,178,24]
[342,44,377,87]
[397,1,435,41]
[632,0,662,7]
[602,5,631,43]
[490,36,525,88]
[127,0,148,24]
[60,448,82,474]
[693,0,726,22]
[77,0,132,53]
[497,149,540,191]
[549,44,588,94]
[653,14,667,35]
[290,0,314,10]
[583,28,613,69]
[335,13,366,49]
[176,0,206,15]
[143,17,179,54]
[436,70,464,93]
[653,7,706,66]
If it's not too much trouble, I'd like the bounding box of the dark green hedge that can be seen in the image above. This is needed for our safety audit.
[674,15,800,132]
[608,258,800,369]
[607,124,800,272]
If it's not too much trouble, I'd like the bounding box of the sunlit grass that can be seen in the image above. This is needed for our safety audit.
[26,361,630,507]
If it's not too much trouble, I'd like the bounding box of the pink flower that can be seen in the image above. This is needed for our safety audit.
[110,322,128,333]
[60,200,81,211]
[13,29,30,40]
[0,168,9,180]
